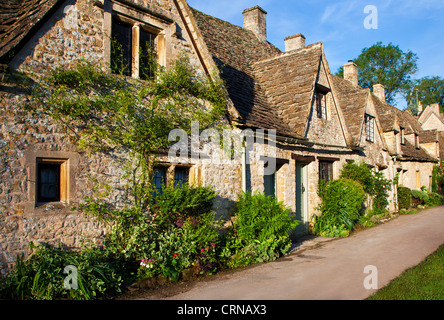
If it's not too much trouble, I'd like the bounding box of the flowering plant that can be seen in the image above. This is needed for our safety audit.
[137,258,156,280]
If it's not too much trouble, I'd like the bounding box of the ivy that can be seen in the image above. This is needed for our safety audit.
[29,53,227,211]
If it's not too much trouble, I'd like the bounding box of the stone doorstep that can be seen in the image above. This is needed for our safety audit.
[288,234,337,255]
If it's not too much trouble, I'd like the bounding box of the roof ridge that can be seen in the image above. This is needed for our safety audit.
[253,42,322,66]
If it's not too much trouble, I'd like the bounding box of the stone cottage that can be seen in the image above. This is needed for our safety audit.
[0,0,440,269]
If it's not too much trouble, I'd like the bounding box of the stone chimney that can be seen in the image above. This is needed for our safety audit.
[373,83,385,102]
[242,6,267,42]
[418,101,423,114]
[284,34,305,52]
[343,61,358,86]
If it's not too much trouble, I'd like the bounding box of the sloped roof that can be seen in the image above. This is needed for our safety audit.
[0,0,62,62]
[253,43,322,137]
[191,7,317,139]
[190,9,285,129]
[400,139,437,162]
[420,129,438,143]
[329,74,369,146]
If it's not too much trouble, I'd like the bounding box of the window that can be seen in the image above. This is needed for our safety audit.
[152,166,167,198]
[365,114,375,142]
[316,91,327,120]
[36,159,68,204]
[139,28,157,80]
[400,128,405,145]
[111,18,132,76]
[111,16,157,79]
[174,167,189,188]
[319,161,333,182]
[415,133,419,149]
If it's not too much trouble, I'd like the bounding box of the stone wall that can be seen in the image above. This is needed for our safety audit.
[0,0,210,271]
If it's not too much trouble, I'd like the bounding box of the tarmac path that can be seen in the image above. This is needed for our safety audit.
[154,206,444,300]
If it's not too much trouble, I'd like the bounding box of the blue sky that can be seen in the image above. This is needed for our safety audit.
[187,0,444,108]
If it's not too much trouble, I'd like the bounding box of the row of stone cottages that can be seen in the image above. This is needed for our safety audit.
[0,0,440,269]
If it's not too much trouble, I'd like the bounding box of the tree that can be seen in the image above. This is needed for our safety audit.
[336,42,418,105]
[404,76,444,115]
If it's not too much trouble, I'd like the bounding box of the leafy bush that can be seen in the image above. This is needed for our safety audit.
[340,161,374,194]
[0,242,123,300]
[426,192,444,206]
[220,192,298,269]
[314,179,365,236]
[233,192,298,244]
[340,161,391,215]
[151,183,216,229]
[411,189,429,206]
[398,186,411,210]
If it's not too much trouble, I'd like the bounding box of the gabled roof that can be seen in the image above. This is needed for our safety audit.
[329,74,369,146]
[191,8,331,140]
[252,43,323,137]
[0,0,63,62]
[190,8,302,138]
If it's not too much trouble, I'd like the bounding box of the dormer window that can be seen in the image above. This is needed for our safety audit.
[400,128,405,145]
[415,133,419,149]
[364,114,375,143]
[315,84,330,120]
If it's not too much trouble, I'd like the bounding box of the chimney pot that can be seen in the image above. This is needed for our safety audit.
[373,83,386,102]
[343,61,358,86]
[284,33,306,52]
[242,5,267,42]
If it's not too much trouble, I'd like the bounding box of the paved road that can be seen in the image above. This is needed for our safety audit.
[160,206,444,300]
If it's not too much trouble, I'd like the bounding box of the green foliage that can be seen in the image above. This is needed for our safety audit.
[314,179,365,236]
[233,192,299,244]
[0,242,123,300]
[335,42,418,105]
[30,55,227,212]
[340,161,391,215]
[398,186,411,210]
[404,76,444,115]
[151,183,217,229]
[368,243,444,300]
[426,192,444,206]
[411,189,429,205]
[217,192,298,269]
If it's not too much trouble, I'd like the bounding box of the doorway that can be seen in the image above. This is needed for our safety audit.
[295,163,308,236]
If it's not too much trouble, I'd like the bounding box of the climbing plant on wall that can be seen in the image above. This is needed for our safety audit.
[29,54,227,212]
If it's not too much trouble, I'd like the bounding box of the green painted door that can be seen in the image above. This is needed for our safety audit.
[295,164,308,235]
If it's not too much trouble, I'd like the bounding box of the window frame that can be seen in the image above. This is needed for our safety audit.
[319,161,333,183]
[35,158,68,206]
[110,14,158,79]
[24,149,79,215]
[364,113,375,143]
[315,84,330,120]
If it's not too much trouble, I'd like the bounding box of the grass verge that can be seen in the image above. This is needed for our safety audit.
[367,243,444,300]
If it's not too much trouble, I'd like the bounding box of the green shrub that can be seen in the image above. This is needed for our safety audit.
[221,192,298,269]
[233,192,298,244]
[398,186,411,210]
[314,178,365,236]
[151,183,216,229]
[340,161,374,194]
[426,192,444,206]
[0,242,123,300]
[340,161,391,215]
[411,189,429,206]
